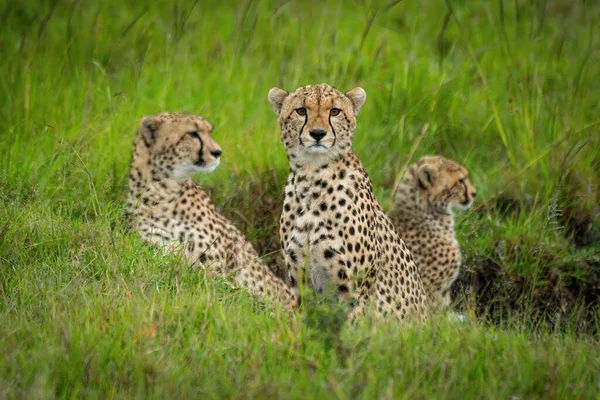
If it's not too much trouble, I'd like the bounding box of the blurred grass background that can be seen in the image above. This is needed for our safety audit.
[1,0,599,397]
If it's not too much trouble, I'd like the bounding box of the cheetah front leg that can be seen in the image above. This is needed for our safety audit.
[135,217,187,258]
[304,232,365,310]
[283,230,353,300]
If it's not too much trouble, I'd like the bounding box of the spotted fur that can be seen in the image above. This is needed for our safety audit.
[126,112,299,310]
[389,156,476,310]
[268,84,428,322]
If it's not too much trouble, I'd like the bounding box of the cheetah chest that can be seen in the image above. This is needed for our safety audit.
[282,169,376,292]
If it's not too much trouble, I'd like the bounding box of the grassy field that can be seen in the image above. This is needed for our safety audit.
[1,0,599,397]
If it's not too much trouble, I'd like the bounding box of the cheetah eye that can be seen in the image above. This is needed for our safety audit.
[296,107,307,116]
[330,108,341,116]
[188,131,201,140]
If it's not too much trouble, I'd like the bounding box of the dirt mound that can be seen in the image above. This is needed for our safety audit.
[214,168,288,280]
[453,252,600,333]
[455,190,600,333]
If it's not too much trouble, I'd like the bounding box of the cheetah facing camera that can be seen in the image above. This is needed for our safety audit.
[268,84,428,322]
[389,156,476,311]
[126,112,298,310]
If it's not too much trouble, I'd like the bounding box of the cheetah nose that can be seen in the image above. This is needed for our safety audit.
[472,191,477,198]
[309,129,326,141]
[211,149,222,158]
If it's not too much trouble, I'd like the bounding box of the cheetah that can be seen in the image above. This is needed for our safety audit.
[126,112,298,310]
[389,156,476,310]
[267,83,428,322]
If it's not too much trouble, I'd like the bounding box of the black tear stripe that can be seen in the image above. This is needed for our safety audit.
[298,112,307,147]
[329,115,337,147]
[198,135,204,164]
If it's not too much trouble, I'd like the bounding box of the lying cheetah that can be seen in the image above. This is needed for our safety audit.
[389,156,476,310]
[126,112,298,310]
[267,84,428,321]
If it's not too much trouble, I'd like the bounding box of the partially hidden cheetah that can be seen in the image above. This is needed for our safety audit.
[267,84,428,322]
[126,112,298,310]
[389,156,476,310]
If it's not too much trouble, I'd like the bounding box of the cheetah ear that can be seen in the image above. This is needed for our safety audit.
[139,116,161,147]
[345,87,366,114]
[267,87,289,116]
[418,164,438,189]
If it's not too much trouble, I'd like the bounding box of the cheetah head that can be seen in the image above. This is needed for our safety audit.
[415,156,477,214]
[137,112,222,180]
[267,83,366,165]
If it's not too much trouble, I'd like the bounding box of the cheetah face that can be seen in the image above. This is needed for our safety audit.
[138,113,222,180]
[267,84,366,165]
[416,156,477,214]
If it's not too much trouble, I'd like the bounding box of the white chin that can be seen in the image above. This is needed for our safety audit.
[306,145,330,154]
[174,160,220,179]
[453,201,472,211]
[196,158,220,173]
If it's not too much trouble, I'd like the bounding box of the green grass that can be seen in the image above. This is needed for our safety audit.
[1,0,599,397]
